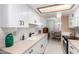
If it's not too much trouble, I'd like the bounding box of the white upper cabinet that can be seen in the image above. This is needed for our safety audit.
[0,4,28,27]
[69,14,77,28]
[7,5,29,27]
[74,8,79,27]
[0,5,30,27]
[0,4,45,28]
[69,13,75,28]
[28,9,41,26]
[69,8,79,28]
[28,12,36,24]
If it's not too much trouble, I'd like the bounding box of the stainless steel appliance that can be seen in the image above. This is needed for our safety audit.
[62,36,68,54]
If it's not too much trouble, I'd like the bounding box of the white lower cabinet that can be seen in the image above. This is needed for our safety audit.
[24,35,48,54]
[25,43,40,54]
[68,42,79,54]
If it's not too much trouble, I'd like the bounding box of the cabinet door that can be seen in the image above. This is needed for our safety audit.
[28,12,41,26]
[69,14,75,28]
[40,36,48,54]
[72,15,77,27]
[7,5,29,27]
[34,14,41,25]
[35,37,48,54]
[25,40,42,54]
[18,14,29,27]
[25,35,48,54]
[25,43,40,54]
[28,12,35,24]
[44,36,48,48]
[39,38,45,54]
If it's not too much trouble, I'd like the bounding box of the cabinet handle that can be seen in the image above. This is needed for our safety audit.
[29,49,33,54]
[70,46,73,49]
[70,51,73,54]
[20,20,24,25]
[41,44,43,48]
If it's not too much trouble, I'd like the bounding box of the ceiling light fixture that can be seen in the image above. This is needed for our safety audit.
[37,4,74,13]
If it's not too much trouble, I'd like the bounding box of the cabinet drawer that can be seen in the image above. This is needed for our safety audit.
[69,51,74,54]
[25,39,44,54]
[26,48,34,54]
[24,35,48,54]
[25,45,38,54]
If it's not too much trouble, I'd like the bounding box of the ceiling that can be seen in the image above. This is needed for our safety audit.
[29,4,79,18]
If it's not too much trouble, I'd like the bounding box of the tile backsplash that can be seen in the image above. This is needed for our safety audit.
[0,26,41,48]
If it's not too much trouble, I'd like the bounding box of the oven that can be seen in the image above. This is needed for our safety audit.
[62,36,68,54]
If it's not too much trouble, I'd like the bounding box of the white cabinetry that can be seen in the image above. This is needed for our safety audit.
[0,4,46,28]
[28,11,41,26]
[69,13,77,28]
[0,5,44,28]
[69,8,79,28]
[0,5,8,27]
[25,42,40,54]
[68,42,79,54]
[7,5,29,27]
[0,5,30,27]
[25,35,48,54]
[74,8,79,27]
[69,14,73,28]
[40,36,48,53]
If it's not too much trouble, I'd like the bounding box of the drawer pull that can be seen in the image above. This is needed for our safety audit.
[70,51,73,54]
[29,49,33,54]
[70,46,73,49]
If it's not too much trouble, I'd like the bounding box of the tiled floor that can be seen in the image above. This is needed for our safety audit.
[44,39,64,54]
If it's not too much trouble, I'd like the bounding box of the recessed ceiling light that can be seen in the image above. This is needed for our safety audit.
[37,4,74,13]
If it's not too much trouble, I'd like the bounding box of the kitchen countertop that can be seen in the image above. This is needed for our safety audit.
[62,35,79,39]
[68,39,79,50]
[0,34,47,54]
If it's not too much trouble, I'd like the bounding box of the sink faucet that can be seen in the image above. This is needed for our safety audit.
[29,32,34,37]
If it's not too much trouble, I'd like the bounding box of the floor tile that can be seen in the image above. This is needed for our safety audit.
[44,39,63,54]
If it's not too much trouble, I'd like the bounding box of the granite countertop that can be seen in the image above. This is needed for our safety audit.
[0,34,47,54]
[68,39,79,50]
